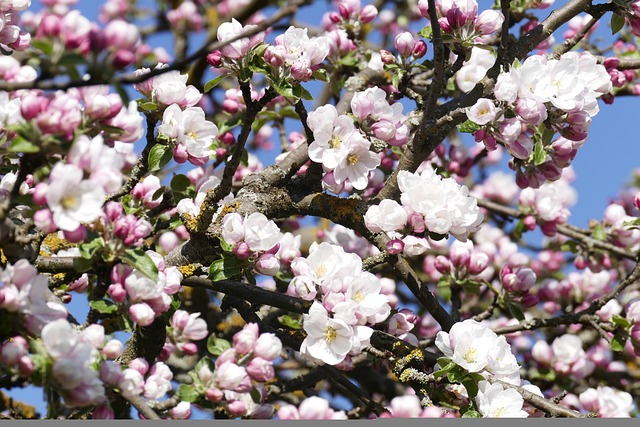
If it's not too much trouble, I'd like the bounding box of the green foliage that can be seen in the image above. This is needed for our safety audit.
[148,144,172,172]
[209,254,246,281]
[121,248,159,282]
[207,336,231,356]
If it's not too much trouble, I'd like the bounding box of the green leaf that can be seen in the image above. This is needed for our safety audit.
[176,384,200,403]
[433,358,456,378]
[58,53,86,67]
[278,313,303,330]
[250,387,262,404]
[559,240,579,253]
[79,237,105,259]
[461,376,479,399]
[208,255,245,281]
[611,331,627,352]
[8,136,40,153]
[513,218,526,239]
[89,299,118,314]
[207,336,231,356]
[148,144,172,172]
[541,126,555,146]
[137,101,158,112]
[419,26,433,39]
[312,68,329,82]
[72,257,93,273]
[31,39,54,56]
[612,314,631,329]
[292,84,314,101]
[533,141,546,166]
[219,238,235,253]
[506,300,526,322]
[114,83,130,106]
[591,224,606,241]
[461,410,482,418]
[204,74,230,93]
[457,120,481,134]
[611,13,625,36]
[121,249,159,282]
[170,174,192,193]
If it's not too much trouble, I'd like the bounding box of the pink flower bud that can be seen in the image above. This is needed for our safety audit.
[205,387,224,402]
[63,225,87,243]
[227,400,247,416]
[128,358,149,376]
[102,339,124,359]
[1,336,28,366]
[170,401,191,419]
[180,342,198,355]
[173,144,189,164]
[380,49,396,64]
[360,5,378,23]
[264,45,286,67]
[33,209,56,233]
[233,242,251,260]
[246,357,275,382]
[129,303,156,326]
[386,239,404,255]
[112,49,137,69]
[412,40,427,58]
[108,283,127,303]
[394,31,416,56]
[434,255,451,274]
[18,355,34,376]
[253,333,282,361]
[233,323,259,354]
[93,405,115,420]
[531,340,553,364]
[255,253,281,276]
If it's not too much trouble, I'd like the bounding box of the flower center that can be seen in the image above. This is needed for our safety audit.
[353,291,365,303]
[329,136,342,149]
[315,265,327,278]
[324,327,337,343]
[61,195,78,210]
[491,407,506,417]
[187,130,198,139]
[463,347,478,363]
[347,153,359,165]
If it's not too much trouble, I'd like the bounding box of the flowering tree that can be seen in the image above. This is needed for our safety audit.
[2,0,640,420]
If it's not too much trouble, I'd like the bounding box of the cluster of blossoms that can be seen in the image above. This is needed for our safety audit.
[289,242,390,366]
[435,319,542,417]
[0,260,67,335]
[221,211,301,275]
[106,358,190,419]
[306,102,380,191]
[0,0,30,51]
[32,135,125,235]
[164,310,208,356]
[378,395,453,418]
[166,1,203,33]
[23,2,170,69]
[467,51,612,188]
[417,0,504,43]
[193,323,283,418]
[107,251,183,327]
[276,396,348,420]
[517,171,577,236]
[531,334,598,382]
[365,165,483,255]
[41,319,124,408]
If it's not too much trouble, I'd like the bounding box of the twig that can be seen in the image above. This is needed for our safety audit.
[478,198,637,261]
[121,393,161,420]
[181,276,311,314]
[423,0,446,118]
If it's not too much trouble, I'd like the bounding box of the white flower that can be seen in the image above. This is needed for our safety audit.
[455,47,496,93]
[243,212,281,252]
[41,319,78,359]
[46,163,105,231]
[475,381,528,418]
[364,199,408,233]
[466,98,500,125]
[307,105,355,169]
[158,104,217,158]
[300,302,354,365]
[222,212,245,244]
[398,167,483,241]
[332,138,381,190]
